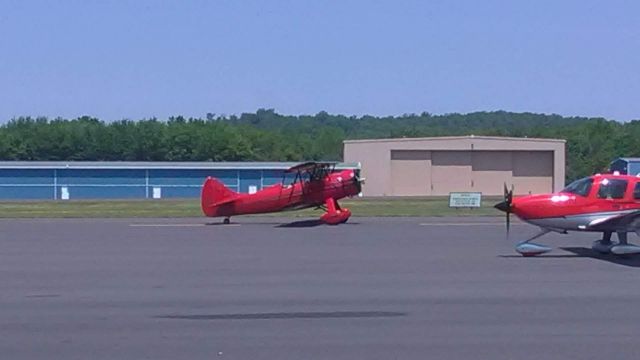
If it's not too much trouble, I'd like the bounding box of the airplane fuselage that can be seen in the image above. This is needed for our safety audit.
[509,174,640,232]
[496,173,640,255]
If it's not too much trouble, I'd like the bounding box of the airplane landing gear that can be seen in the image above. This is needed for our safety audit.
[320,198,351,225]
[515,228,552,256]
[592,231,614,253]
[223,217,231,225]
[592,232,640,255]
[610,232,640,255]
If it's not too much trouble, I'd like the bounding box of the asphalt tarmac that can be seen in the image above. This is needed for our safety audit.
[2,216,640,359]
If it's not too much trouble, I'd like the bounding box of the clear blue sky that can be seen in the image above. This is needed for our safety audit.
[1,0,639,121]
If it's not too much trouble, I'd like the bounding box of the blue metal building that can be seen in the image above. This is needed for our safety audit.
[0,162,359,200]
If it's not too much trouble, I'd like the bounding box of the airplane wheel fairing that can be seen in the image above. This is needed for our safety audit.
[610,244,640,255]
[321,214,343,225]
[592,240,614,254]
[515,242,552,256]
[340,209,351,223]
[320,209,351,225]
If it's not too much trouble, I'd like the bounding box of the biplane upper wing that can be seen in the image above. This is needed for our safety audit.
[285,161,337,173]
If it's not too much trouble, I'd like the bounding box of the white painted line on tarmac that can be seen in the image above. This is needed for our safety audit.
[129,223,205,227]
[130,223,243,228]
[419,222,525,226]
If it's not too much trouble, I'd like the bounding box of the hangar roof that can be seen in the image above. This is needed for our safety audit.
[343,135,565,144]
[0,161,359,170]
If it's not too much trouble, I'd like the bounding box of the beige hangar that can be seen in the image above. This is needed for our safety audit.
[343,136,565,196]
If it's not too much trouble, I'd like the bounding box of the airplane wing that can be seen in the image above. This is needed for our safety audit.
[285,161,336,173]
[285,161,338,183]
[585,210,640,232]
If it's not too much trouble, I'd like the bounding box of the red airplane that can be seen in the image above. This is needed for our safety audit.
[495,172,640,256]
[201,162,364,225]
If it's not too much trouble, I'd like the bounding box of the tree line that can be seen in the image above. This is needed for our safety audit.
[0,109,638,181]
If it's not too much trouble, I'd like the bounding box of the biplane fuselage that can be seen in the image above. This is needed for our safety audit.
[201,162,363,225]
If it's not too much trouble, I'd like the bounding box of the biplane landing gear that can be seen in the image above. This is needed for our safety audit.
[320,198,351,225]
[223,217,231,225]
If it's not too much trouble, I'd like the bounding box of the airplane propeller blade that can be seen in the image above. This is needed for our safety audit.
[353,169,365,193]
[494,183,514,239]
[506,208,510,238]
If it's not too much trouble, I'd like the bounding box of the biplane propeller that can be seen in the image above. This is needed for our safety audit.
[201,161,364,225]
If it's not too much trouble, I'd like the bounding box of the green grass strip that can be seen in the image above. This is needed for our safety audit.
[0,197,503,218]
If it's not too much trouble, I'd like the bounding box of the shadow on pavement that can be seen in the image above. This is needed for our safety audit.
[500,247,640,268]
[276,219,325,228]
[276,219,360,228]
[561,247,640,268]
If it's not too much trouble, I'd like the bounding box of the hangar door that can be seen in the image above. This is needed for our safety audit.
[431,151,472,195]
[390,150,431,196]
[432,150,554,196]
[470,151,513,195]
[511,151,554,194]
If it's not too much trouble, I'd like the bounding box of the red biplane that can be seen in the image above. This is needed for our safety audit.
[201,162,364,225]
[495,172,640,256]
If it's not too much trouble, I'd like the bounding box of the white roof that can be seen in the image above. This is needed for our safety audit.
[343,135,566,144]
[0,161,359,170]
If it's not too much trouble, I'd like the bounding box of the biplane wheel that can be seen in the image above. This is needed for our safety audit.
[223,218,231,225]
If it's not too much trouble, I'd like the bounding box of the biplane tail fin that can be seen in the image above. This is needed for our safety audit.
[201,177,237,216]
